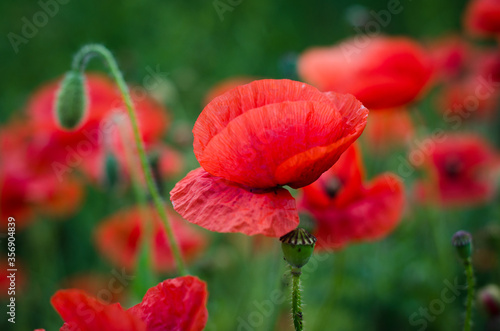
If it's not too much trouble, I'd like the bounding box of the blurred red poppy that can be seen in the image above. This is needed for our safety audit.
[26,73,169,183]
[0,122,84,229]
[298,37,433,110]
[363,108,414,153]
[171,79,368,237]
[51,276,208,331]
[203,76,256,105]
[95,205,207,273]
[412,134,500,206]
[299,144,405,249]
[464,0,500,37]
[427,36,469,82]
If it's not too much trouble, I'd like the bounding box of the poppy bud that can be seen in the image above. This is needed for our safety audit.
[103,150,120,190]
[478,285,500,318]
[452,230,473,263]
[55,70,88,130]
[280,228,317,269]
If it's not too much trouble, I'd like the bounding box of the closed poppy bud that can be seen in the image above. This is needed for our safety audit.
[55,70,88,130]
[280,228,317,269]
[478,284,500,318]
[452,230,473,263]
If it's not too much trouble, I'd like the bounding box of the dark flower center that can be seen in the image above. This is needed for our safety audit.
[323,176,343,198]
[444,157,464,179]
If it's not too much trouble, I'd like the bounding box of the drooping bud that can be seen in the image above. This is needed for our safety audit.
[55,70,88,130]
[478,285,500,318]
[452,230,473,263]
[280,228,317,269]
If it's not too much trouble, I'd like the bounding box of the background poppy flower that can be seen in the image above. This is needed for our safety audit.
[171,79,368,237]
[464,0,500,37]
[412,133,500,206]
[427,35,470,82]
[297,36,433,109]
[51,276,208,331]
[0,122,84,230]
[299,144,405,249]
[94,205,207,273]
[25,73,169,183]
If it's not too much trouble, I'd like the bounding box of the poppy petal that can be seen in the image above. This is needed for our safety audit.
[128,276,208,331]
[51,290,146,331]
[170,168,299,237]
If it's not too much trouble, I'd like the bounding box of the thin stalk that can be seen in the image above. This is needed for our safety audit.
[464,260,475,331]
[291,266,303,331]
[72,44,187,275]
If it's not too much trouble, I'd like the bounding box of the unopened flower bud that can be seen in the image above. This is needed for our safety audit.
[478,285,500,318]
[55,70,88,130]
[452,230,473,263]
[280,228,316,269]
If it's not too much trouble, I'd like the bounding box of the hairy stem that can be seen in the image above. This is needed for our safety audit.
[72,44,187,275]
[464,261,475,331]
[291,266,303,331]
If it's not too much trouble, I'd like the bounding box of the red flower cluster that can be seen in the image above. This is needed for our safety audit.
[299,145,405,249]
[171,79,368,237]
[50,276,208,331]
[412,134,500,206]
[298,37,433,109]
[95,205,208,273]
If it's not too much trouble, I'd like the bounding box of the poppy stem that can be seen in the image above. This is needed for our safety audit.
[71,44,187,276]
[291,266,303,331]
[463,260,475,331]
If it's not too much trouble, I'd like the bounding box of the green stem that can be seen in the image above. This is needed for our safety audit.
[291,266,303,331]
[464,261,475,331]
[72,44,187,275]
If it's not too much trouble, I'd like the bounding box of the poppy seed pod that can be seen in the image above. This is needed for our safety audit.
[280,228,317,269]
[55,70,88,130]
[452,230,473,263]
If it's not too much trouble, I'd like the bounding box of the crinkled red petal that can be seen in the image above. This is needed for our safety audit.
[170,168,299,237]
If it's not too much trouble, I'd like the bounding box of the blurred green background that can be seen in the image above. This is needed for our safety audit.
[4,1,498,331]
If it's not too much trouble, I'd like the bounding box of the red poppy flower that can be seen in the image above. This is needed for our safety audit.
[412,134,500,206]
[297,37,433,109]
[170,79,368,237]
[203,77,256,105]
[299,144,405,249]
[51,276,208,331]
[95,205,207,272]
[427,36,469,82]
[363,108,414,153]
[0,122,84,230]
[464,0,500,37]
[26,73,169,183]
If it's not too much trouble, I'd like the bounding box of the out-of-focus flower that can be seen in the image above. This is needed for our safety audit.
[203,76,256,105]
[363,108,414,153]
[26,73,169,183]
[171,79,368,237]
[299,144,405,249]
[0,122,84,230]
[95,205,207,273]
[427,36,469,82]
[51,276,208,331]
[412,134,500,206]
[464,0,500,37]
[298,37,433,109]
